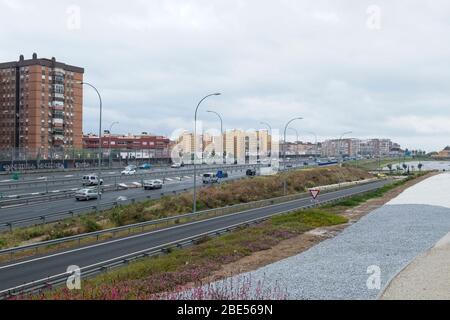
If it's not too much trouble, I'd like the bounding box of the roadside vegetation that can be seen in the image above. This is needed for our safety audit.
[0,166,370,250]
[22,171,429,300]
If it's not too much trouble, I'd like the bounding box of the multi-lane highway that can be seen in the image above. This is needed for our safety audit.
[0,162,316,229]
[0,170,248,229]
[0,178,392,295]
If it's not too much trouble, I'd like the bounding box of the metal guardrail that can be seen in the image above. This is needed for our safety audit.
[0,180,389,299]
[0,178,386,257]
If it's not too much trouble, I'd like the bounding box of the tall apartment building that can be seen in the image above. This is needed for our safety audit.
[321,138,360,157]
[359,139,391,156]
[0,53,84,158]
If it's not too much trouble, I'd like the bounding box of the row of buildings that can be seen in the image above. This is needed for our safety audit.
[173,131,403,162]
[1,54,404,163]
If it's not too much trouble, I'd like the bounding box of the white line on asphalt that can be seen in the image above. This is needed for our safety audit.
[64,175,74,178]
[166,178,174,181]
[0,203,25,209]
[36,177,47,180]
[0,180,12,183]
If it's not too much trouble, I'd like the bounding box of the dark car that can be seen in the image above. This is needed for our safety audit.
[246,169,257,176]
[216,170,229,178]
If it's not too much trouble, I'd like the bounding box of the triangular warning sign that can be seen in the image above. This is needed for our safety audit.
[309,188,320,199]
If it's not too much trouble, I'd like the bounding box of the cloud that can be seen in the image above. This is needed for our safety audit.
[1,0,450,152]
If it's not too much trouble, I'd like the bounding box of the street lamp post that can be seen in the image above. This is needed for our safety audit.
[79,81,103,212]
[206,110,224,164]
[283,117,303,195]
[338,131,353,164]
[336,131,353,186]
[288,127,299,160]
[108,121,119,168]
[193,93,221,213]
[304,131,318,162]
[259,122,272,164]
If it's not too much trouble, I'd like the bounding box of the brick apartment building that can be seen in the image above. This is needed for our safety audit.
[0,53,84,158]
[83,133,171,159]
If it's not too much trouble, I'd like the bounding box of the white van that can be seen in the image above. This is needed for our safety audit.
[202,173,219,184]
[82,174,104,186]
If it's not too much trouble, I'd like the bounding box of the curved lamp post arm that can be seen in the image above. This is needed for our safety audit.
[282,117,303,195]
[79,81,103,212]
[193,93,221,213]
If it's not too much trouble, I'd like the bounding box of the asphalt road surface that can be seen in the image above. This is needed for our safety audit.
[0,179,392,293]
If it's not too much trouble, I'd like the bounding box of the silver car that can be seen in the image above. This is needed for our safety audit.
[143,179,163,190]
[75,188,100,201]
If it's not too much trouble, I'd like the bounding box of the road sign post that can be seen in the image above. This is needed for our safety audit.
[309,188,320,206]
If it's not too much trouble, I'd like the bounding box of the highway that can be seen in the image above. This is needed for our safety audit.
[0,171,248,229]
[0,163,262,196]
[0,178,392,294]
[0,162,316,229]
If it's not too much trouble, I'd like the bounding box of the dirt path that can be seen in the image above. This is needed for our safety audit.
[200,173,437,284]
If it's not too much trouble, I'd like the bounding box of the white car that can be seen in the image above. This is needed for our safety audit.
[171,163,182,168]
[143,179,163,190]
[121,168,137,175]
[82,175,103,186]
[75,188,100,201]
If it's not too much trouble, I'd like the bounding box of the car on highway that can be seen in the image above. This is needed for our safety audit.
[121,167,137,175]
[139,163,152,170]
[216,170,229,178]
[246,169,257,176]
[143,179,163,190]
[82,174,103,186]
[75,188,101,201]
[202,172,219,184]
[171,163,182,168]
[286,163,293,168]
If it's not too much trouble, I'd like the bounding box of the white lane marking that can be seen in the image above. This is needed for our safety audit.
[64,175,74,178]
[184,176,191,179]
[166,178,174,181]
[51,190,60,193]
[0,203,25,209]
[31,192,40,195]
[0,179,12,183]
[36,177,47,180]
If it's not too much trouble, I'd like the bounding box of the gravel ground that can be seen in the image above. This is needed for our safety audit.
[203,203,450,299]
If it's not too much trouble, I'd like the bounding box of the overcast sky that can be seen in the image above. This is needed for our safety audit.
[1,0,450,151]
